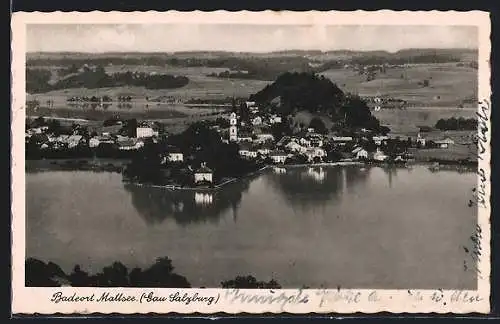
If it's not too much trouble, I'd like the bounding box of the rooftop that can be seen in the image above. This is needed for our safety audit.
[195,165,213,174]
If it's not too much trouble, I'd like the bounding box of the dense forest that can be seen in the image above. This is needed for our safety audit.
[249,72,387,133]
[26,66,190,94]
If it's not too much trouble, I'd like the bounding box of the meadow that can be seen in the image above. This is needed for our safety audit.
[319,63,477,108]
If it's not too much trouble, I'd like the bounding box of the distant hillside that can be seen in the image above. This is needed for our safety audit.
[249,72,386,132]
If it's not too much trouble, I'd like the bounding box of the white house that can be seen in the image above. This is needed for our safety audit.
[373,148,389,161]
[269,115,282,124]
[299,137,311,147]
[285,141,303,153]
[194,163,213,184]
[239,143,258,159]
[305,147,326,162]
[89,137,100,148]
[136,127,154,138]
[168,152,184,162]
[330,136,354,146]
[252,116,263,126]
[270,151,289,164]
[257,147,271,156]
[416,133,426,147]
[118,139,142,151]
[434,137,455,149]
[67,135,84,149]
[352,146,369,160]
[372,136,389,146]
[245,101,256,107]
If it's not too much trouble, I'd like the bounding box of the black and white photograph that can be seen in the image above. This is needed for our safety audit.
[11,11,491,314]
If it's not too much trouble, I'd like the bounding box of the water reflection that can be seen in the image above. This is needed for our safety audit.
[124,180,250,226]
[265,166,371,209]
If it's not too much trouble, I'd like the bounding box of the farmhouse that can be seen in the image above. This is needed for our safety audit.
[167,147,184,162]
[269,151,289,164]
[238,143,258,159]
[352,146,369,160]
[434,137,455,149]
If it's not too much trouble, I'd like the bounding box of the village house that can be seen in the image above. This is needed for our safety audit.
[118,138,144,151]
[194,163,213,184]
[330,136,354,146]
[251,116,263,126]
[373,148,389,161]
[372,136,389,146]
[254,133,274,144]
[299,137,312,147]
[352,146,369,160]
[249,106,260,114]
[237,132,254,143]
[307,134,324,147]
[305,147,326,162]
[89,137,100,148]
[238,143,258,159]
[434,137,455,149]
[136,126,155,138]
[285,140,303,153]
[416,133,426,147]
[269,115,282,124]
[276,136,291,147]
[67,135,85,149]
[257,142,273,156]
[167,147,184,162]
[269,151,289,164]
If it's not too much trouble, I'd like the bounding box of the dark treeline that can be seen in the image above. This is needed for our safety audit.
[435,117,478,131]
[349,53,463,66]
[26,66,189,94]
[249,72,388,133]
[26,257,281,288]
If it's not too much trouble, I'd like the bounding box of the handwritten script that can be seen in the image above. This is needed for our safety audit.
[475,99,490,209]
[224,289,309,310]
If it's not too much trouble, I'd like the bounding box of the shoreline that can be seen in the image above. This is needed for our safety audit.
[26,158,477,189]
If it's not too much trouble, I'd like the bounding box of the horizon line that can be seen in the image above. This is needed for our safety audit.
[26,47,478,55]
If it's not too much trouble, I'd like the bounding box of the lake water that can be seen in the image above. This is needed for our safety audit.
[26,165,478,289]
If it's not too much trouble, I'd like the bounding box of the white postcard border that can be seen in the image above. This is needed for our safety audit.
[11,10,491,314]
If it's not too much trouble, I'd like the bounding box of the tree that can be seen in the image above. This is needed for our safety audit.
[309,117,328,134]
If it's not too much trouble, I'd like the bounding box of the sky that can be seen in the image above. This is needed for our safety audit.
[26,24,478,53]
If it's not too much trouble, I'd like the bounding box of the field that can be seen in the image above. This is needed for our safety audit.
[373,107,476,134]
[319,63,477,108]
[26,53,478,131]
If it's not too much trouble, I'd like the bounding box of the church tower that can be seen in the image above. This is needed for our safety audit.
[229,112,238,142]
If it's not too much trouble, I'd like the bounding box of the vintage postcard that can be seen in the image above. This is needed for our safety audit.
[11,10,491,315]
